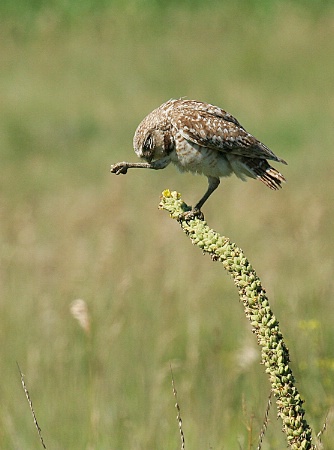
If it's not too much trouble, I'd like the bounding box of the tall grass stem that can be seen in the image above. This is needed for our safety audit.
[159,190,315,449]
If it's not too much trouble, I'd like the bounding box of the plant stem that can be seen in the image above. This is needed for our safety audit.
[159,190,315,450]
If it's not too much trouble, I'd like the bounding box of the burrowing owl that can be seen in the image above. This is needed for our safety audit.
[111,99,287,218]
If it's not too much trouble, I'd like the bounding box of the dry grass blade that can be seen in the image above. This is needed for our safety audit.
[241,395,254,449]
[170,364,185,450]
[17,363,47,449]
[315,409,333,449]
[257,391,273,450]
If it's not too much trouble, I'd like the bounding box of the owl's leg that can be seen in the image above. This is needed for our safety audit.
[178,176,220,221]
[194,176,220,211]
[111,158,170,175]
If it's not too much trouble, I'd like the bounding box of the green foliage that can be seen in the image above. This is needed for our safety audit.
[0,0,333,23]
[1,4,334,448]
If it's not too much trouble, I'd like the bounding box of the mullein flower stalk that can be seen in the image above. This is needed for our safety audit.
[159,190,314,450]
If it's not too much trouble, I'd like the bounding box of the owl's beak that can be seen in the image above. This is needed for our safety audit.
[140,149,153,163]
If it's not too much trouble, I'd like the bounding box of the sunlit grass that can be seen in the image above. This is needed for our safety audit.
[1,4,334,448]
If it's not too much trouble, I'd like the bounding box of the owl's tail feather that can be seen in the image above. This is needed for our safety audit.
[256,166,286,190]
[229,156,286,190]
[247,158,286,190]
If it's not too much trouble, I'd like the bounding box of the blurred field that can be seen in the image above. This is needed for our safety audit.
[1,2,334,449]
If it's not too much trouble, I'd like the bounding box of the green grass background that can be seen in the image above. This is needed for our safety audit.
[1,1,334,448]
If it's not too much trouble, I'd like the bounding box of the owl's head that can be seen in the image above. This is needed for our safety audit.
[133,103,174,163]
[133,126,171,163]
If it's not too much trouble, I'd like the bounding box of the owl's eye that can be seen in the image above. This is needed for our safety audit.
[143,134,153,151]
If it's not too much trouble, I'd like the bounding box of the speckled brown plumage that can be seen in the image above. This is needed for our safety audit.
[111,98,287,217]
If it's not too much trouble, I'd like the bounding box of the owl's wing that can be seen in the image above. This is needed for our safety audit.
[171,104,286,163]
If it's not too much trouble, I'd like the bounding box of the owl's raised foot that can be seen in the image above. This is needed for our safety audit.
[110,162,129,175]
[178,208,205,222]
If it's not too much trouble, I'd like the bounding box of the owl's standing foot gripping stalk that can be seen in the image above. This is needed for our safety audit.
[111,99,287,218]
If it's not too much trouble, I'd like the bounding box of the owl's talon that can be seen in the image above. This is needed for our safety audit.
[111,162,128,175]
[178,208,205,222]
